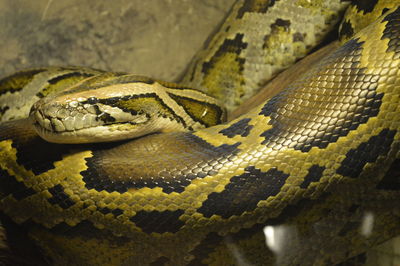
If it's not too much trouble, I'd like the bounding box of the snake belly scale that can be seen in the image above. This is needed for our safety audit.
[0,0,399,265]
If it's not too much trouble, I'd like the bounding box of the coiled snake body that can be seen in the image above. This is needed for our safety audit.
[0,0,399,265]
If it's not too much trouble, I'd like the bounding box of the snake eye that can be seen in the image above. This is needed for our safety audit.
[87,97,98,104]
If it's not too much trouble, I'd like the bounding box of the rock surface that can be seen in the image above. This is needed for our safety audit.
[0,0,234,80]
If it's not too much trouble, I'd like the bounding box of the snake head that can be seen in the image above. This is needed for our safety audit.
[29,74,226,144]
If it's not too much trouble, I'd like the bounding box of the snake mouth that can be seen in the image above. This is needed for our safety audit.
[30,99,102,132]
[31,109,152,144]
[31,109,99,133]
[32,120,150,144]
[29,100,151,143]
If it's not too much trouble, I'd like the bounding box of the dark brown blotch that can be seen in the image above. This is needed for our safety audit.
[47,184,75,209]
[130,210,184,234]
[236,0,278,19]
[336,129,396,178]
[219,118,253,138]
[197,166,289,218]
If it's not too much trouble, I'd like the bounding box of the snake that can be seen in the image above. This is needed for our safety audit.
[0,0,399,265]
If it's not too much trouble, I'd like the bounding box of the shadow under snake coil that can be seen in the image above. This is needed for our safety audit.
[0,0,399,265]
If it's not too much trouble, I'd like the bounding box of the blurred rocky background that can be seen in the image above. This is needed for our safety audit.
[0,0,234,80]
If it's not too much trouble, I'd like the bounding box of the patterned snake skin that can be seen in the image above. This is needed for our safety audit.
[0,0,399,265]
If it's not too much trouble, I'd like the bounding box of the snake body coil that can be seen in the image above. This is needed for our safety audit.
[0,0,399,265]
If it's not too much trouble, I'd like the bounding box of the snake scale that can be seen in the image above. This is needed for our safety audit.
[0,0,399,265]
